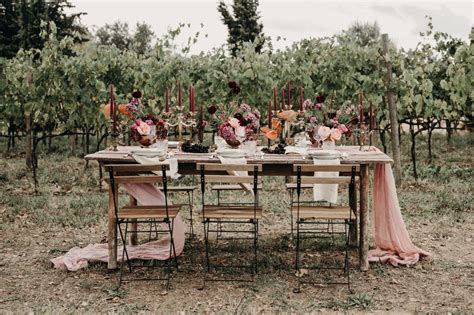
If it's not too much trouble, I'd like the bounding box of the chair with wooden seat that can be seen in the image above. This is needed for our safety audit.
[285,180,314,238]
[212,184,263,205]
[292,164,358,292]
[105,163,180,289]
[157,183,197,238]
[198,163,262,287]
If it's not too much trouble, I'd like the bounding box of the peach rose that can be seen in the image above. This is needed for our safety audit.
[330,128,342,141]
[317,126,331,141]
[228,117,240,128]
[137,122,151,136]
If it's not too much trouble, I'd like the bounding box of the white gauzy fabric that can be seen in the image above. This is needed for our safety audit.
[313,157,340,204]
[284,146,307,155]
[132,155,180,179]
[217,156,254,195]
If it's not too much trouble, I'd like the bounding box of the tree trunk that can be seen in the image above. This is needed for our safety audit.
[380,129,387,153]
[25,114,33,170]
[446,119,452,145]
[409,123,417,180]
[382,33,402,187]
[427,120,435,164]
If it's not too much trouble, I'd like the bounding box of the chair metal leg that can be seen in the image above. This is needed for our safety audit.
[289,189,294,239]
[188,191,194,238]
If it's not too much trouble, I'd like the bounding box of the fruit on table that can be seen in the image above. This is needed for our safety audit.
[181,142,209,153]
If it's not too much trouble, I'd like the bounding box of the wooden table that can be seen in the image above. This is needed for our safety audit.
[85,146,393,271]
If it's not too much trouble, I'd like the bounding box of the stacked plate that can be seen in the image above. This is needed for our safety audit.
[216,149,246,159]
[307,150,342,160]
[131,148,167,158]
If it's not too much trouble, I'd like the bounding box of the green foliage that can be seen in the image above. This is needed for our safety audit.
[218,0,265,56]
[0,0,87,58]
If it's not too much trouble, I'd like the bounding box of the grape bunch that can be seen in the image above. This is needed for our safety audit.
[261,143,286,154]
[181,142,209,153]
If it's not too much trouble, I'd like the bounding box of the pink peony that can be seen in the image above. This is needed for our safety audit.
[318,126,331,141]
[330,128,342,141]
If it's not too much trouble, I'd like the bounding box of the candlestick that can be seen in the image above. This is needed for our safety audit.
[273,87,277,112]
[165,87,169,113]
[178,80,182,108]
[189,84,194,112]
[287,81,291,109]
[299,86,303,112]
[165,106,197,143]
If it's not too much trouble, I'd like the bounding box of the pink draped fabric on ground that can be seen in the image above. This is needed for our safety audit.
[368,163,430,266]
[51,183,186,271]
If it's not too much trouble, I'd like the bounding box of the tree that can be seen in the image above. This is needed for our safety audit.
[0,0,20,58]
[95,21,131,51]
[218,0,264,56]
[132,22,155,55]
[0,0,87,58]
[338,21,381,47]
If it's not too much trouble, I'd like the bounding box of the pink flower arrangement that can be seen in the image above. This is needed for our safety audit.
[217,103,261,144]
[130,115,168,142]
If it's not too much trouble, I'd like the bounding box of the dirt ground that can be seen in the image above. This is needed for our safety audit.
[0,134,473,313]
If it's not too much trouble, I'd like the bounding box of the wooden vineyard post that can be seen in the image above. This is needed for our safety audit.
[382,33,402,187]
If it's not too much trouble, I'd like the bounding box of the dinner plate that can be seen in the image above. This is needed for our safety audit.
[308,150,341,159]
[131,148,167,158]
[217,149,246,159]
[168,141,179,148]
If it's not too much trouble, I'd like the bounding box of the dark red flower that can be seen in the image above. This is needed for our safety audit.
[132,90,142,99]
[239,118,248,126]
[315,94,325,103]
[207,105,217,115]
[234,112,243,120]
[327,112,337,119]
[228,81,238,89]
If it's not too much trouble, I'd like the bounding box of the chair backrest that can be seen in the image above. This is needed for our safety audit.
[197,163,262,218]
[104,163,172,218]
[293,164,358,205]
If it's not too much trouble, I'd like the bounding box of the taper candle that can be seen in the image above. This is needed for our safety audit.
[178,80,182,108]
[281,88,285,110]
[268,100,272,127]
[273,87,277,112]
[299,86,303,112]
[287,81,291,108]
[165,87,169,113]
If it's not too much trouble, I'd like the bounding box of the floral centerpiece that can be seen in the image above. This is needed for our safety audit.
[303,95,355,147]
[217,103,261,147]
[130,114,168,147]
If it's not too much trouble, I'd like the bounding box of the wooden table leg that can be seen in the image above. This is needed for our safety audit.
[129,195,138,245]
[359,164,369,271]
[108,183,118,269]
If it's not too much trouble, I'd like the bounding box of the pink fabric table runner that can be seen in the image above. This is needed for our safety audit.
[51,183,186,271]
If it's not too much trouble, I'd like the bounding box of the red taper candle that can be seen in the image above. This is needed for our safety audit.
[273,87,277,112]
[281,88,285,110]
[268,100,272,127]
[359,92,364,124]
[287,81,291,108]
[165,87,169,113]
[178,80,182,108]
[299,86,303,112]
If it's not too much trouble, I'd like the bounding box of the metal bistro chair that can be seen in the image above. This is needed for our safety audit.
[105,163,181,289]
[292,164,358,292]
[285,180,313,238]
[198,163,262,288]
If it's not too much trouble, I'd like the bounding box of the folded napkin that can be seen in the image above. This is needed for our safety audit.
[132,154,180,179]
[285,146,307,155]
[313,157,340,204]
[217,155,254,194]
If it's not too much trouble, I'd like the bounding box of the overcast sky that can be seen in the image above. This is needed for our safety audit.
[68,0,473,53]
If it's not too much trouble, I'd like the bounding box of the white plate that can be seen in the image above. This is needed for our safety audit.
[308,150,341,159]
[217,150,246,159]
[131,148,167,158]
[168,141,179,148]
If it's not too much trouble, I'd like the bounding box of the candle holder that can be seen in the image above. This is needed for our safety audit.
[110,119,119,151]
[166,106,197,144]
[357,123,373,151]
[281,108,306,145]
